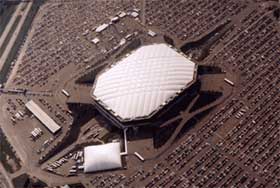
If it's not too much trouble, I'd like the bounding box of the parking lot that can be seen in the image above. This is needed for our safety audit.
[0,0,280,187]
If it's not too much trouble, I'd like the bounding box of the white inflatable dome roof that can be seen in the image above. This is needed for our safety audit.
[84,143,122,173]
[93,43,196,121]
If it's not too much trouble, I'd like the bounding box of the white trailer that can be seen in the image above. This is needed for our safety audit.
[134,152,145,162]
[62,89,70,97]
[224,78,234,86]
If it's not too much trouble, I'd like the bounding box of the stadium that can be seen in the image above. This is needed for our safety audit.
[91,43,198,129]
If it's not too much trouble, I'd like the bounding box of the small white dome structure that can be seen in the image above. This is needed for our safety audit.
[84,143,122,173]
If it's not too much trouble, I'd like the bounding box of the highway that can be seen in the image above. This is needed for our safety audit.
[0,162,14,188]
[0,2,23,51]
[0,1,33,78]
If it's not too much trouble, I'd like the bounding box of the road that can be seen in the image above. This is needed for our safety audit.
[0,1,33,72]
[5,1,43,87]
[0,163,14,188]
[146,82,233,160]
[0,3,22,53]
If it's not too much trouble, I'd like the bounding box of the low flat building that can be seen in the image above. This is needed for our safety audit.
[25,100,61,134]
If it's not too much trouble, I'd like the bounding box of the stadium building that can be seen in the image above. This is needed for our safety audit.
[91,43,198,128]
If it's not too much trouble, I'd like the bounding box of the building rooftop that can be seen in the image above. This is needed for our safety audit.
[92,43,196,122]
[25,100,61,134]
[84,143,122,173]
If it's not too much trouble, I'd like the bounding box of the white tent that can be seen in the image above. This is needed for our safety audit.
[84,143,122,173]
